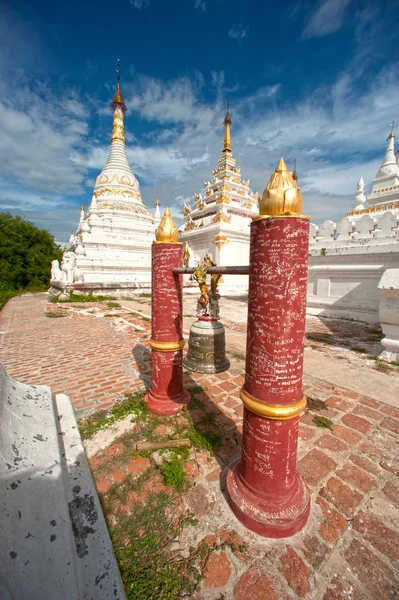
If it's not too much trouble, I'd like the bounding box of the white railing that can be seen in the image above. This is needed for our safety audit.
[309,211,399,246]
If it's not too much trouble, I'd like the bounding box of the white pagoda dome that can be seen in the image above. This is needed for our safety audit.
[55,63,158,295]
[180,103,259,290]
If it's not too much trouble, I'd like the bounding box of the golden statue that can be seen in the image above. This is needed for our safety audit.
[193,256,221,318]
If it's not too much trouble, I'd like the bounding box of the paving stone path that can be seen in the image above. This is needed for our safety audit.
[1,292,399,599]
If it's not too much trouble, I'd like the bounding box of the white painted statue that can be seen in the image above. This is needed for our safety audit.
[51,260,65,282]
[61,252,77,284]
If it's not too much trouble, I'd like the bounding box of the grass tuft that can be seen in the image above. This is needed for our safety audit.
[313,415,334,430]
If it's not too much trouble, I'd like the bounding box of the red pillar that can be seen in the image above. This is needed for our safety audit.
[146,209,190,416]
[226,159,310,538]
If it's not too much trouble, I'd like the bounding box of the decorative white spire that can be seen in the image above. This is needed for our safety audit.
[354,177,366,211]
[154,196,161,225]
[375,123,397,179]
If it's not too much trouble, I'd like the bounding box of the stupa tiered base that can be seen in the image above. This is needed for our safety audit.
[183,316,230,374]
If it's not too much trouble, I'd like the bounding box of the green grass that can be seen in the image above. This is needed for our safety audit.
[45,312,66,318]
[313,415,334,430]
[350,346,367,354]
[52,291,117,303]
[106,301,121,308]
[161,451,189,491]
[0,289,22,311]
[78,391,148,439]
[187,385,205,396]
[109,491,238,600]
[373,359,392,374]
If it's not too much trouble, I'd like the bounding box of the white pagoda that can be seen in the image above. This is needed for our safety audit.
[348,124,399,219]
[51,63,157,296]
[180,104,259,290]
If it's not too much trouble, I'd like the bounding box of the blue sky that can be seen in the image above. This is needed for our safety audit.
[1,0,398,243]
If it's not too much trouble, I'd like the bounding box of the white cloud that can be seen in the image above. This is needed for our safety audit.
[194,0,206,10]
[1,3,398,242]
[129,0,149,8]
[228,24,248,40]
[302,0,351,38]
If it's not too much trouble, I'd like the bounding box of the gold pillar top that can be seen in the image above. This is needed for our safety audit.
[155,207,180,243]
[223,100,232,153]
[258,157,303,217]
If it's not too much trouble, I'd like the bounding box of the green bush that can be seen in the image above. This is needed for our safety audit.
[0,213,62,292]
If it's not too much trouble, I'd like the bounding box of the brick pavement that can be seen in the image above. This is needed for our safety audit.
[1,293,399,598]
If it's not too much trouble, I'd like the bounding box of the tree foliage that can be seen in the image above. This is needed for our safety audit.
[0,213,62,291]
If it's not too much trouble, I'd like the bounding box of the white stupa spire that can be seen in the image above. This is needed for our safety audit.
[354,177,366,211]
[154,196,161,226]
[375,123,397,180]
[366,122,399,209]
[90,60,149,212]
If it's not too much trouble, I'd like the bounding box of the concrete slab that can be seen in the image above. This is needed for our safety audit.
[0,365,125,599]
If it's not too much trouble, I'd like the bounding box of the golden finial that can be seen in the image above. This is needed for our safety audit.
[292,159,297,182]
[80,202,84,211]
[258,157,303,217]
[388,121,395,139]
[110,59,127,113]
[155,207,180,243]
[111,59,126,142]
[155,195,160,206]
[223,99,232,153]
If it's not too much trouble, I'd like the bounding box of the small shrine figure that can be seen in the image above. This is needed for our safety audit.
[193,255,221,320]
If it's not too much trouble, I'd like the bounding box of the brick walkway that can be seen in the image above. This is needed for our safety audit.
[1,293,399,598]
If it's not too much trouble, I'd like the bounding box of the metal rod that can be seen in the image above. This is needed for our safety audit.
[173,266,249,275]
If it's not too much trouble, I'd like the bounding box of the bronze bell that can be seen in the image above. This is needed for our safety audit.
[184,317,230,374]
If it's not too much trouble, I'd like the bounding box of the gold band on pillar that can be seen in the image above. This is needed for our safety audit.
[149,339,186,352]
[240,388,307,420]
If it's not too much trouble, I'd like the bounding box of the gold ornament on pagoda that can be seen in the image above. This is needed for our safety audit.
[216,194,231,204]
[93,188,139,199]
[155,207,180,243]
[183,203,191,216]
[205,189,212,197]
[212,212,232,224]
[214,234,228,249]
[111,111,125,143]
[198,199,206,210]
[185,217,196,231]
[258,157,303,217]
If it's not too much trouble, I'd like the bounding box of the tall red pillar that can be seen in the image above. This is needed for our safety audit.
[146,207,190,416]
[226,158,311,538]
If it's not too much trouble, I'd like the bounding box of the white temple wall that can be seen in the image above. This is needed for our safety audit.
[307,214,399,323]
